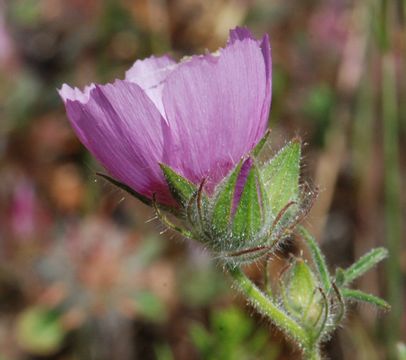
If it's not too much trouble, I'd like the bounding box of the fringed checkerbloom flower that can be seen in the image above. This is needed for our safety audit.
[60,28,312,265]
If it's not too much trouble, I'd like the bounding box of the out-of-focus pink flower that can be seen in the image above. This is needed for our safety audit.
[309,2,348,54]
[9,178,37,238]
[59,27,271,205]
[0,21,11,62]
[0,0,16,69]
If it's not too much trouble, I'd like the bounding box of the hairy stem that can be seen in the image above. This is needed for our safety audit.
[306,347,322,360]
[226,265,310,351]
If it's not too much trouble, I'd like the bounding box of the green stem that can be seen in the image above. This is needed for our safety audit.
[306,347,322,360]
[264,257,273,297]
[382,53,402,359]
[226,265,310,350]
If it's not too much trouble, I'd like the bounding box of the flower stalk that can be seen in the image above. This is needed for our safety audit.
[226,265,309,347]
[228,264,324,359]
[227,227,388,359]
[306,348,322,360]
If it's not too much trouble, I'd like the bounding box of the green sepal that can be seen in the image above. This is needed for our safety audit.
[260,138,301,216]
[341,288,390,311]
[97,172,153,207]
[211,160,243,236]
[16,306,65,356]
[232,164,262,241]
[159,163,197,207]
[251,129,271,157]
[133,291,167,322]
[255,165,271,226]
[285,259,318,316]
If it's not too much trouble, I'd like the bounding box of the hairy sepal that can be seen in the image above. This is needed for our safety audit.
[156,136,313,266]
[260,138,301,217]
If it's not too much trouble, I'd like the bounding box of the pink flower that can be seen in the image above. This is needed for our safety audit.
[59,28,271,206]
[9,178,37,238]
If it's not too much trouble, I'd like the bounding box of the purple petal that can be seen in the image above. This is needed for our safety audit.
[59,83,96,104]
[229,28,272,139]
[59,80,174,205]
[259,34,272,135]
[125,55,176,118]
[59,28,272,206]
[232,158,253,214]
[161,33,268,191]
[228,27,256,43]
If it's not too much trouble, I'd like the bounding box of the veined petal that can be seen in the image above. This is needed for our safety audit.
[59,83,96,104]
[59,28,272,210]
[125,55,176,118]
[162,31,268,191]
[229,28,272,138]
[228,27,256,43]
[259,33,272,134]
[59,80,173,205]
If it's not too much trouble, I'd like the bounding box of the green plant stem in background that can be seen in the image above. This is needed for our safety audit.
[374,0,402,356]
[382,52,402,359]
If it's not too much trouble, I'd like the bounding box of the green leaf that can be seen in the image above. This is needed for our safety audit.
[159,163,197,207]
[16,306,65,356]
[341,247,388,286]
[213,307,252,343]
[189,323,213,354]
[397,343,406,360]
[155,344,174,360]
[211,161,243,235]
[260,139,301,216]
[232,165,262,240]
[341,288,390,310]
[134,291,167,322]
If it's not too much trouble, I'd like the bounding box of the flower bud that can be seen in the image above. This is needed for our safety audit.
[280,259,325,328]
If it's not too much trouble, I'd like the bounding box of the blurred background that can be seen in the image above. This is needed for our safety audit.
[0,0,404,359]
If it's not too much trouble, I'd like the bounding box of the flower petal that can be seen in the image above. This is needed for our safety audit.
[229,27,272,137]
[125,55,176,118]
[259,33,272,135]
[228,27,256,43]
[59,80,173,205]
[162,32,268,191]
